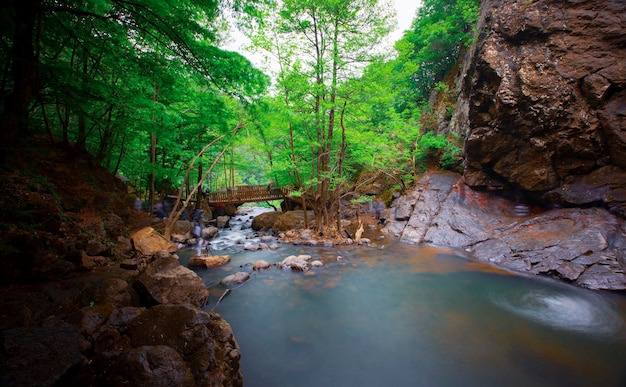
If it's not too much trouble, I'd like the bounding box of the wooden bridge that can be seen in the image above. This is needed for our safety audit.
[206,185,291,205]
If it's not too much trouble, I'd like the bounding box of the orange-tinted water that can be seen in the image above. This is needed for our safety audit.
[182,211,626,387]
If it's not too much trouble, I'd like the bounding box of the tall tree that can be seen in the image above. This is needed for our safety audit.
[0,0,269,175]
[249,0,394,232]
[0,0,39,157]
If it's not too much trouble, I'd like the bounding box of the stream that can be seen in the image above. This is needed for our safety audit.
[180,208,626,387]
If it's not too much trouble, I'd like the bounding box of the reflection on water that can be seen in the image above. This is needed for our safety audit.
[181,214,626,387]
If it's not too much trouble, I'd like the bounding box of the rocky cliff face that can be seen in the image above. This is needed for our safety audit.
[456,0,626,212]
[382,171,626,291]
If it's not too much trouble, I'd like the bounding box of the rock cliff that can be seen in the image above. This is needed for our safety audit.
[382,171,626,291]
[455,0,626,213]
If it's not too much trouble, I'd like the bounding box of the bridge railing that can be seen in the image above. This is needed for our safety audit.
[207,185,290,204]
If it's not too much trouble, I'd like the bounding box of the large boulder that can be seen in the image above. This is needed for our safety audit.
[383,171,626,291]
[456,0,626,213]
[251,211,281,231]
[188,255,231,269]
[276,255,312,272]
[0,326,82,387]
[202,226,219,239]
[0,263,242,387]
[125,304,243,387]
[253,260,271,271]
[173,220,193,235]
[130,227,176,256]
[220,272,250,286]
[273,210,316,231]
[135,256,208,307]
[216,216,231,229]
[106,345,195,386]
[103,213,125,238]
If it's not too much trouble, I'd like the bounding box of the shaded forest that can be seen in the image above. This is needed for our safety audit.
[1,0,479,235]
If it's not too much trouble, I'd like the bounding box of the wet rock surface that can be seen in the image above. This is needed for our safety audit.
[135,255,209,307]
[272,210,316,231]
[251,211,281,231]
[220,272,251,286]
[188,255,231,269]
[457,0,626,213]
[252,260,271,271]
[130,227,177,256]
[382,172,626,291]
[0,255,242,386]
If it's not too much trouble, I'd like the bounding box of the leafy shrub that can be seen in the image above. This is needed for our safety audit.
[350,195,374,204]
[415,131,462,171]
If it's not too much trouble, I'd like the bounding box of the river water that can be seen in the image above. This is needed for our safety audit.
[180,208,626,387]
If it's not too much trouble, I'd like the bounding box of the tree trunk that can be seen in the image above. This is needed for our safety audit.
[163,125,242,240]
[311,10,325,231]
[40,97,54,144]
[335,101,347,234]
[148,131,156,217]
[112,130,126,176]
[196,163,203,210]
[75,47,88,151]
[57,99,70,148]
[149,83,159,217]
[95,105,114,163]
[324,17,341,232]
[0,0,39,158]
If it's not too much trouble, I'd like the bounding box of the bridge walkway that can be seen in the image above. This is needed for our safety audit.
[206,185,291,205]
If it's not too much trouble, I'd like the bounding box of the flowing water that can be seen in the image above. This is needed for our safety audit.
[180,208,626,387]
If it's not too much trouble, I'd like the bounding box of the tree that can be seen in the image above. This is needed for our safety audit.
[248,0,395,233]
[1,0,272,225]
[0,0,269,171]
[397,0,479,104]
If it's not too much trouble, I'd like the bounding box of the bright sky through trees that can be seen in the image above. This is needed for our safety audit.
[223,0,422,73]
[391,0,422,41]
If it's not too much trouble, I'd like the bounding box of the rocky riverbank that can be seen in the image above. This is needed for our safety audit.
[0,144,243,386]
[382,171,626,291]
[0,246,243,387]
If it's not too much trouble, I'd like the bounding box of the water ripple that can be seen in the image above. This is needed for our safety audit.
[491,287,625,337]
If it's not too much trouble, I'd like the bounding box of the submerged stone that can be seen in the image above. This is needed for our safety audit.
[253,260,271,271]
[221,272,250,286]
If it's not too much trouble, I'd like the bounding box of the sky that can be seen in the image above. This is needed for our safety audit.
[390,0,422,42]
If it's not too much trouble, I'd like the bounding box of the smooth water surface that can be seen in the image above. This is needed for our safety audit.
[181,210,626,387]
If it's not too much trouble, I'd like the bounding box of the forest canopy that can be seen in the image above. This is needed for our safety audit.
[0,0,479,232]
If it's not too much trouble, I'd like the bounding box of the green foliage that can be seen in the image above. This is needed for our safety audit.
[396,0,479,106]
[2,0,479,220]
[414,131,462,171]
[245,0,397,207]
[2,0,271,200]
[350,195,374,204]
[434,81,450,93]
